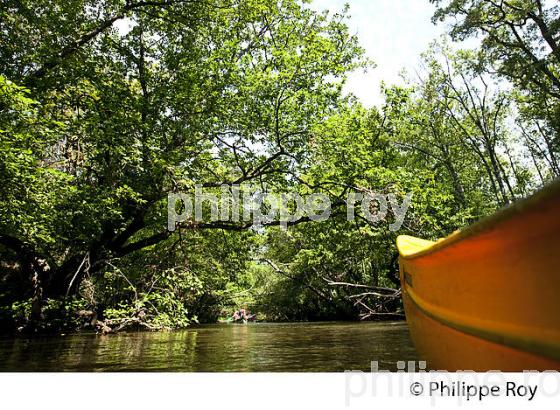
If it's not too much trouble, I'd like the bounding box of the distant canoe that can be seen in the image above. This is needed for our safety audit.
[221,314,257,324]
[397,179,560,371]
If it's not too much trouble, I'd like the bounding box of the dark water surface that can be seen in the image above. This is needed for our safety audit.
[0,321,418,371]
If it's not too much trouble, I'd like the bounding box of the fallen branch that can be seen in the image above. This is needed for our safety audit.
[322,278,397,294]
[94,315,170,334]
[348,290,401,299]
[324,276,403,320]
[66,252,90,296]
[360,312,406,320]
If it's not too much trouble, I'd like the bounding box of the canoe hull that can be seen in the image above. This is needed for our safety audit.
[398,180,560,371]
[401,287,559,371]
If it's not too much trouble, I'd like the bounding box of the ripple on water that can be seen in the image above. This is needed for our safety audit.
[0,321,418,371]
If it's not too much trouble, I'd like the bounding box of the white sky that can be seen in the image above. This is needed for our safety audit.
[115,1,447,108]
[309,0,445,107]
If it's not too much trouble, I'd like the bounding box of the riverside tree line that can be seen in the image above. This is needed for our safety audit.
[0,0,558,332]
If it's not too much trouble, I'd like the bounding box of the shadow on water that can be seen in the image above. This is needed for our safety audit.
[0,321,418,371]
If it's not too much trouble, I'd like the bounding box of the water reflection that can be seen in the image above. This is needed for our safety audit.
[0,322,418,371]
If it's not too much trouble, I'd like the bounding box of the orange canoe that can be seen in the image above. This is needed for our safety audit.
[397,179,560,371]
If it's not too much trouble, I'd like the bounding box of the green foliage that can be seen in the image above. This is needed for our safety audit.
[431,0,560,179]
[5,298,89,332]
[0,0,366,330]
[0,1,558,330]
[0,75,69,248]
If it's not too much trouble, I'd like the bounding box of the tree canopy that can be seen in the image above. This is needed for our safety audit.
[0,0,558,332]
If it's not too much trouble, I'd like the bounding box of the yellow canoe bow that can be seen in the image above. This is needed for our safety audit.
[397,179,560,371]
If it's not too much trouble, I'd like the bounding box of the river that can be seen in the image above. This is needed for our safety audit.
[0,321,418,371]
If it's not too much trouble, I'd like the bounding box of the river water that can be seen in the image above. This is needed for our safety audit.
[0,321,418,371]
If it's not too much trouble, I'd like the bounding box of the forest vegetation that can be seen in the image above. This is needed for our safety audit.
[0,0,558,333]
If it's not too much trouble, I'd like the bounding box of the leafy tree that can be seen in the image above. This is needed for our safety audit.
[431,0,560,98]
[0,0,364,328]
[430,0,560,180]
[1,0,557,330]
